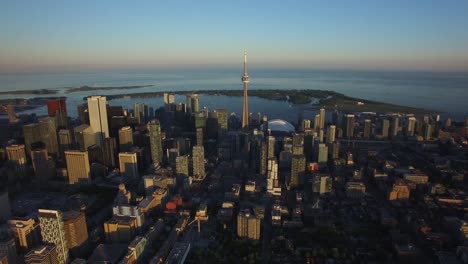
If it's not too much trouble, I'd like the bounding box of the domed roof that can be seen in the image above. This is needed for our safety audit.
[264,119,295,133]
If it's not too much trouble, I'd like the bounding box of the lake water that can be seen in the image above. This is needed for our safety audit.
[1,68,467,121]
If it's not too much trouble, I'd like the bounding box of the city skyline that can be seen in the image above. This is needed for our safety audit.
[1,1,468,73]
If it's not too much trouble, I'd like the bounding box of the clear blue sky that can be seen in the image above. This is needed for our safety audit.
[1,0,468,73]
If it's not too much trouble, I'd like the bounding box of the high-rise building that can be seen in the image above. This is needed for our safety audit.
[164,93,175,111]
[407,117,416,137]
[77,104,89,125]
[259,142,267,176]
[176,155,189,178]
[423,123,432,141]
[37,117,59,156]
[74,124,95,151]
[214,109,228,140]
[65,151,90,184]
[118,126,133,152]
[345,114,355,138]
[326,125,336,144]
[363,119,372,139]
[290,154,306,189]
[267,136,276,158]
[382,119,390,138]
[133,103,141,124]
[24,245,59,264]
[87,96,109,146]
[314,114,321,130]
[319,108,326,129]
[317,143,328,163]
[8,218,42,254]
[312,174,332,195]
[31,148,55,184]
[267,158,281,196]
[331,141,340,159]
[0,235,19,264]
[58,129,72,157]
[47,98,67,128]
[196,127,204,146]
[62,211,89,258]
[186,94,199,114]
[23,123,41,156]
[0,192,11,221]
[148,120,163,167]
[237,209,261,240]
[119,152,138,178]
[102,137,117,168]
[192,145,205,178]
[6,144,26,178]
[6,104,17,123]
[391,116,399,137]
[241,50,249,130]
[38,209,69,264]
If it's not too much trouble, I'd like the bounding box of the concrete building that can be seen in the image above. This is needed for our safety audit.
[317,143,328,163]
[176,155,189,178]
[237,209,261,240]
[58,129,72,157]
[326,125,336,144]
[104,216,138,243]
[24,244,59,264]
[290,154,306,189]
[148,120,163,166]
[192,145,205,179]
[9,217,42,253]
[38,209,69,264]
[63,211,89,259]
[118,126,133,152]
[73,124,95,151]
[87,96,109,146]
[23,123,41,156]
[65,150,90,184]
[119,152,138,178]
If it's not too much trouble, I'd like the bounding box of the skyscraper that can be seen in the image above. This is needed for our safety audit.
[24,245,59,264]
[38,209,69,264]
[8,218,42,254]
[119,152,138,178]
[74,124,95,151]
[148,120,163,167]
[23,123,41,156]
[102,137,117,168]
[133,103,141,124]
[118,126,133,152]
[46,98,67,129]
[407,117,416,137]
[6,144,26,178]
[38,117,58,157]
[62,211,89,258]
[317,143,328,163]
[267,136,276,158]
[241,50,249,130]
[363,119,372,139]
[176,155,189,178]
[327,125,336,144]
[192,145,205,178]
[58,129,72,157]
[65,151,90,184]
[319,108,326,129]
[290,154,306,189]
[345,114,355,138]
[382,119,390,138]
[87,96,109,146]
[237,209,261,240]
[391,116,399,137]
[312,174,332,195]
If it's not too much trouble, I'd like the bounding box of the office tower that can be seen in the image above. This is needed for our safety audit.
[267,158,281,196]
[176,155,189,178]
[301,119,311,132]
[6,104,17,123]
[24,245,59,264]
[133,103,141,124]
[237,209,261,240]
[345,114,355,138]
[407,117,416,137]
[192,145,205,178]
[102,137,117,168]
[314,114,321,130]
[317,143,328,163]
[87,96,109,146]
[318,129,324,143]
[119,152,138,178]
[331,141,340,159]
[196,127,204,146]
[77,104,89,125]
[363,119,372,139]
[164,93,175,111]
[63,211,89,258]
[141,103,148,123]
[382,119,390,138]
[148,120,163,166]
[259,142,267,176]
[65,151,90,184]
[326,125,336,144]
[290,154,306,189]
[74,124,95,151]
[423,123,432,141]
[312,174,332,194]
[6,144,26,178]
[214,109,228,140]
[391,116,399,137]
[38,117,58,156]
[9,218,42,253]
[31,148,55,184]
[58,129,72,157]
[118,126,133,152]
[0,192,11,221]
[23,123,41,156]
[186,94,199,113]
[47,98,67,128]
[241,50,249,130]
[167,148,179,167]
[319,108,326,129]
[38,209,69,264]
[267,136,276,158]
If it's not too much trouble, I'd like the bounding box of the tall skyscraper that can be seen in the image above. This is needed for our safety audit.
[23,123,41,156]
[319,108,326,129]
[176,155,189,178]
[290,154,306,189]
[241,50,249,130]
[192,145,205,178]
[102,137,117,168]
[196,127,204,146]
[237,209,261,240]
[345,114,355,138]
[6,144,26,178]
[24,245,59,264]
[133,103,141,124]
[58,129,72,157]
[382,119,390,138]
[407,117,417,137]
[74,124,95,151]
[314,114,321,130]
[65,151,90,184]
[267,136,276,158]
[391,116,399,137]
[62,211,89,259]
[119,152,138,178]
[8,218,42,254]
[327,125,336,144]
[164,93,175,111]
[6,104,17,123]
[46,98,67,128]
[87,96,109,146]
[31,148,55,184]
[363,119,372,139]
[118,126,133,152]
[38,117,59,157]
[317,143,328,163]
[38,209,69,264]
[148,120,163,166]
[267,158,281,196]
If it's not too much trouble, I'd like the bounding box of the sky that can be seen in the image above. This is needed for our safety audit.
[1,0,468,73]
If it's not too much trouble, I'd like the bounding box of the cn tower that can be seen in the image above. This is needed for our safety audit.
[241,50,249,130]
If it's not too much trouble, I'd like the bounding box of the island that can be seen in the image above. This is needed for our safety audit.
[0,84,154,96]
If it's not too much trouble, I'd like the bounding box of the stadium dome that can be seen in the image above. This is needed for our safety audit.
[261,119,295,134]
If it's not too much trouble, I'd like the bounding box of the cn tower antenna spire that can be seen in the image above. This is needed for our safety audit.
[241,49,249,130]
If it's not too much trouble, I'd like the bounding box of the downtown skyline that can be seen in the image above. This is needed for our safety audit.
[1,0,468,73]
